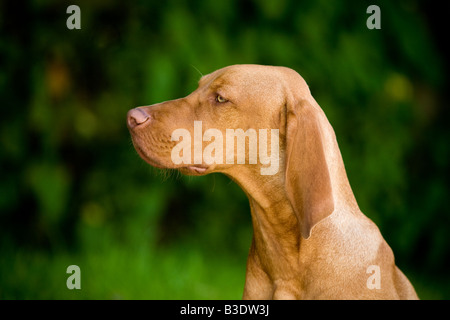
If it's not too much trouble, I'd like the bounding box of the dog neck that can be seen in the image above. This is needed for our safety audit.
[225,168,302,279]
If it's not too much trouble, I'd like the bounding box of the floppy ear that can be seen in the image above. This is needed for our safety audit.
[285,98,335,239]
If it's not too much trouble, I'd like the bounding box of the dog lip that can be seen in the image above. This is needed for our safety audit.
[133,143,210,174]
[183,165,210,175]
[187,166,207,173]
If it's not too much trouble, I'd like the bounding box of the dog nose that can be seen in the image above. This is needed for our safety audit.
[127,107,150,129]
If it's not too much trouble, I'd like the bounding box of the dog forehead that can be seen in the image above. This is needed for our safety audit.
[198,65,308,94]
[200,65,285,95]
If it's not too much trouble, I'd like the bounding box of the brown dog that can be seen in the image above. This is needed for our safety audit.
[127,64,418,299]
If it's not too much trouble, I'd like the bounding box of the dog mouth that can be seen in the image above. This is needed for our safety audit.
[180,165,209,176]
[133,143,210,176]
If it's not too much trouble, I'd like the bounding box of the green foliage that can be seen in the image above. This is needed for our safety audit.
[0,0,449,299]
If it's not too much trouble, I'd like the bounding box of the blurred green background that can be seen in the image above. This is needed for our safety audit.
[1,0,449,299]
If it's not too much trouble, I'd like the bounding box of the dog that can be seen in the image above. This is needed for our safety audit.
[127,64,418,299]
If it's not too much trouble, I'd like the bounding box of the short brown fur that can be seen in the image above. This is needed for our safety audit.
[127,65,418,300]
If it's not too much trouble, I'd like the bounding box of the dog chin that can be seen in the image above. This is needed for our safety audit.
[133,145,169,169]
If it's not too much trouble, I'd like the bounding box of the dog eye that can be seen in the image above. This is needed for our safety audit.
[215,95,228,103]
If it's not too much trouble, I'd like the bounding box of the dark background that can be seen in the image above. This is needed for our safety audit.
[0,0,449,299]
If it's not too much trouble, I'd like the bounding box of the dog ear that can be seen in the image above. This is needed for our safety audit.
[284,98,335,239]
